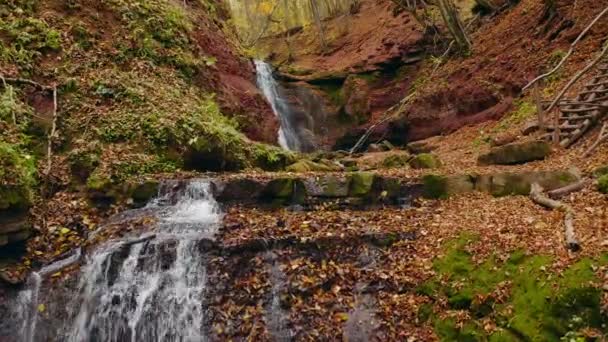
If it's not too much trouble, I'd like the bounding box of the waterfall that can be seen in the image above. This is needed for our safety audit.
[63,180,222,342]
[254,60,302,151]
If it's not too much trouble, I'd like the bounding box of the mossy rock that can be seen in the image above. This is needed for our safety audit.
[0,142,36,210]
[304,176,350,198]
[286,159,341,173]
[490,170,579,197]
[130,180,160,206]
[0,186,31,211]
[348,172,376,197]
[478,141,551,165]
[262,178,307,204]
[378,153,411,169]
[406,140,436,154]
[422,174,448,199]
[422,174,475,199]
[597,175,608,194]
[409,153,442,169]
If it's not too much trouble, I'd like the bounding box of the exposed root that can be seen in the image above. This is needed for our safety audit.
[530,183,580,251]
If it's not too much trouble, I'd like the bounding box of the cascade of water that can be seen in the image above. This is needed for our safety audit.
[64,180,222,342]
[254,60,302,151]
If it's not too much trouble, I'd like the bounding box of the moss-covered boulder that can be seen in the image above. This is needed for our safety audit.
[304,175,350,197]
[215,178,265,202]
[422,174,475,199]
[286,159,342,173]
[262,178,307,204]
[409,153,442,169]
[378,153,411,169]
[478,140,551,165]
[0,142,36,211]
[130,180,160,207]
[349,172,376,197]
[490,170,579,197]
[597,175,608,194]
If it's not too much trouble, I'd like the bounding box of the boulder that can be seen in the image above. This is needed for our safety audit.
[286,159,342,173]
[409,153,442,169]
[304,176,350,197]
[349,172,376,197]
[0,186,31,212]
[478,141,551,165]
[378,153,411,169]
[214,178,265,202]
[262,178,307,204]
[423,169,580,198]
[422,174,475,199]
[598,175,608,194]
[130,180,160,207]
[406,140,437,154]
[489,170,579,197]
[490,133,518,147]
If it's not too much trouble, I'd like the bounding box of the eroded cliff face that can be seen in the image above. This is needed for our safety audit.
[257,0,427,150]
[256,0,608,150]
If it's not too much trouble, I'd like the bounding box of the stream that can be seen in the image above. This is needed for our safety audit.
[7,180,222,342]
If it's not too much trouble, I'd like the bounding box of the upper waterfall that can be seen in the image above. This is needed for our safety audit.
[254,60,302,152]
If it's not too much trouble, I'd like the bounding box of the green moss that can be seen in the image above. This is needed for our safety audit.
[286,159,340,173]
[597,175,608,194]
[422,174,448,199]
[262,178,307,205]
[423,235,608,341]
[417,303,435,323]
[409,153,442,169]
[86,171,112,192]
[0,141,36,210]
[495,100,536,132]
[379,154,411,169]
[348,172,375,197]
[0,15,62,72]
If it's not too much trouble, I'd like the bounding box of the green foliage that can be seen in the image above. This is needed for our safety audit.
[0,141,37,209]
[0,14,62,71]
[105,0,206,77]
[496,100,536,131]
[423,235,608,341]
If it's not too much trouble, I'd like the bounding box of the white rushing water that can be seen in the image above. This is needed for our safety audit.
[65,180,222,342]
[255,60,302,151]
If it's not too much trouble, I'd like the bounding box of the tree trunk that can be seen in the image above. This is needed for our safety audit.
[437,0,471,52]
[309,0,327,52]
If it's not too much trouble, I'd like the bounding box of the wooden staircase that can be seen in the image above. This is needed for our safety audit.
[540,61,608,147]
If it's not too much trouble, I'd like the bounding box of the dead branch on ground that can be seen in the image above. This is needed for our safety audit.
[530,183,580,251]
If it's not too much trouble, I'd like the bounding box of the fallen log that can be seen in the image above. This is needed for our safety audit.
[530,183,580,251]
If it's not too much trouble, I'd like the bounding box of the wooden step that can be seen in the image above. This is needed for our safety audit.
[559,114,598,121]
[545,124,582,131]
[584,80,608,88]
[579,88,608,96]
[559,106,602,113]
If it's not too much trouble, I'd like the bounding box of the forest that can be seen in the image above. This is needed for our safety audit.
[0,0,608,340]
